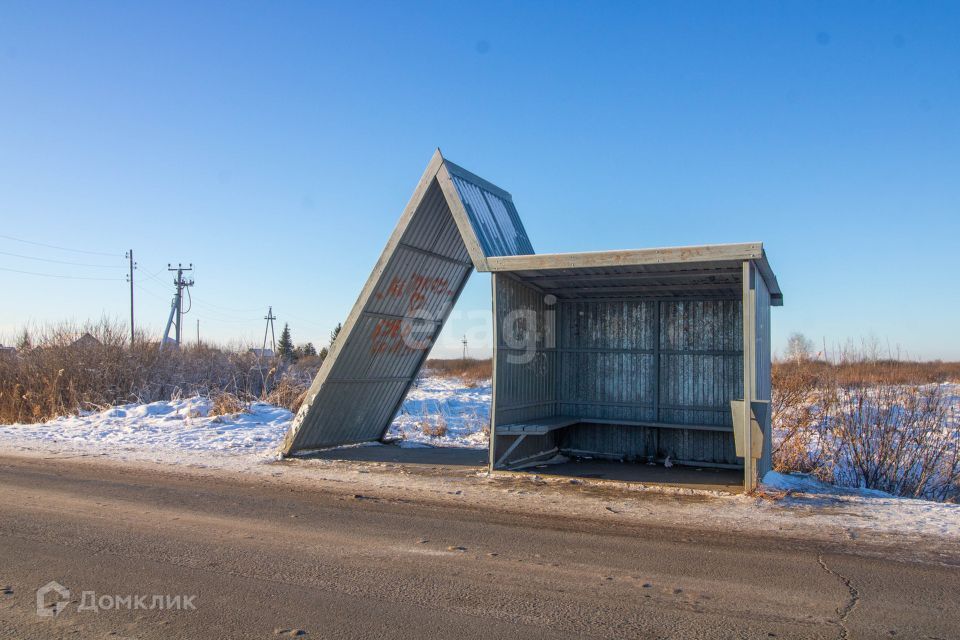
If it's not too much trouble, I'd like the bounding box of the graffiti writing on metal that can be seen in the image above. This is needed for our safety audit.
[371,273,455,354]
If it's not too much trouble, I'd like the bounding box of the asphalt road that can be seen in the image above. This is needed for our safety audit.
[0,455,957,639]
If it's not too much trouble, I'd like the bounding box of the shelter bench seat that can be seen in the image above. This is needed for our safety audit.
[496,415,733,436]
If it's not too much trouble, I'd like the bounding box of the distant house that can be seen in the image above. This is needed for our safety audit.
[71,333,102,348]
[248,348,275,359]
[0,344,16,359]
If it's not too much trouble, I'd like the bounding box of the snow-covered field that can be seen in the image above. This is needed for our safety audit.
[0,396,293,466]
[0,377,491,466]
[1,375,958,542]
[386,377,490,448]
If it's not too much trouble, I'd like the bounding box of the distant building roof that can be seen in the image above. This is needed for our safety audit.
[71,333,102,348]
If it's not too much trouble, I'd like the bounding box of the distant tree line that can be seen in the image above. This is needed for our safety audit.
[276,322,341,363]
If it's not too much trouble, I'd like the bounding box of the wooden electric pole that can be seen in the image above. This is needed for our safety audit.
[125,249,136,346]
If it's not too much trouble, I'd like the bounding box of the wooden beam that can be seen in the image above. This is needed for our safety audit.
[481,242,764,272]
[544,282,741,297]
[520,267,742,284]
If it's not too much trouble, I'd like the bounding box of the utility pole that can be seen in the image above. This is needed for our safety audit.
[160,263,194,350]
[125,250,137,346]
[262,306,277,356]
[461,334,468,360]
[197,318,200,345]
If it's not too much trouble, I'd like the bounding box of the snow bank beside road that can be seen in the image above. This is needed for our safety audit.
[0,376,492,465]
[762,470,960,539]
[1,377,958,543]
[0,397,292,465]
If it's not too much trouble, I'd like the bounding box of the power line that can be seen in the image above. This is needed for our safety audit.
[141,267,262,315]
[0,249,120,268]
[0,265,123,281]
[134,283,258,324]
[0,233,119,257]
[190,298,262,314]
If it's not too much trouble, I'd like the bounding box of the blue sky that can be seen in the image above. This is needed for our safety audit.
[1,1,957,359]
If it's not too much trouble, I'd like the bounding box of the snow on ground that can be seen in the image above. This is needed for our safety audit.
[761,470,960,539]
[0,396,293,466]
[386,377,490,448]
[0,376,491,466]
[1,376,958,542]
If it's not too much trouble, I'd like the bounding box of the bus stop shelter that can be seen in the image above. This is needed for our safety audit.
[281,151,782,490]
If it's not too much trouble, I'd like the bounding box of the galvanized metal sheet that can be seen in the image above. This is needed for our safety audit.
[444,161,534,258]
[282,152,531,454]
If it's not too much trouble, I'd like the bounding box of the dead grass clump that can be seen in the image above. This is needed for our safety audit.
[210,392,248,416]
[265,376,310,413]
[420,412,448,438]
[425,358,491,387]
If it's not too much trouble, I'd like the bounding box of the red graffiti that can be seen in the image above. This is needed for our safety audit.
[370,272,456,354]
[372,273,454,312]
[370,317,433,355]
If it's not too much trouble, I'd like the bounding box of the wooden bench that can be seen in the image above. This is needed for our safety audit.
[494,416,580,435]
[496,415,732,435]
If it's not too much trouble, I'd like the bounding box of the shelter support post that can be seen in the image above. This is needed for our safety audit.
[489,273,499,471]
[741,260,758,491]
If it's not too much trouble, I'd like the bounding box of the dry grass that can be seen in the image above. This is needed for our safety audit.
[210,391,248,417]
[776,359,960,387]
[265,376,310,414]
[0,319,319,423]
[772,356,960,501]
[424,358,491,387]
[419,411,448,438]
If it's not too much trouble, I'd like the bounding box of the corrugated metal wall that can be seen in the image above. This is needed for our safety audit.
[658,300,742,429]
[447,169,534,258]
[493,276,556,426]
[491,275,558,467]
[284,153,537,454]
[557,300,657,423]
[752,264,773,474]
[490,291,743,465]
[558,299,741,464]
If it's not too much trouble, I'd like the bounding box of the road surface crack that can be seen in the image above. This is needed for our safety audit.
[817,551,860,640]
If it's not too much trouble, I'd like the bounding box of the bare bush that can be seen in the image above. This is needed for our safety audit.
[0,319,314,423]
[772,356,960,502]
[828,382,959,501]
[420,411,448,438]
[265,376,310,414]
[210,392,249,417]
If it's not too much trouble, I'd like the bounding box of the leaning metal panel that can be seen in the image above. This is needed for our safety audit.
[282,153,531,454]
